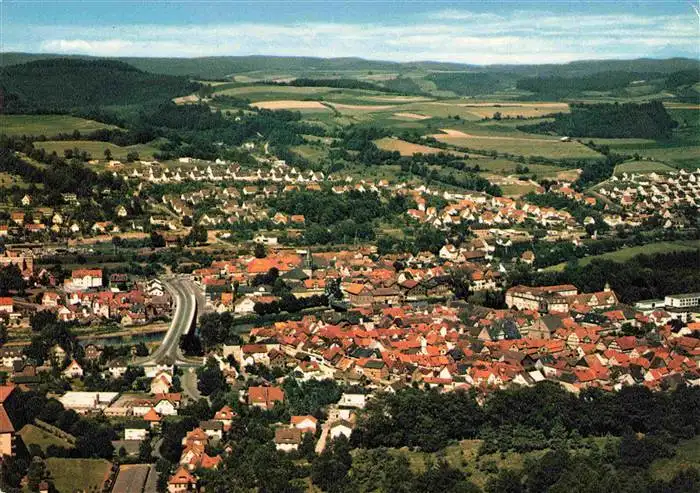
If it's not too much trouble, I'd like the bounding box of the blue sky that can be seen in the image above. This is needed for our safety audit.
[2,1,698,64]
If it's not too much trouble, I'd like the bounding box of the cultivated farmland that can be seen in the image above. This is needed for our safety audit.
[433,129,602,159]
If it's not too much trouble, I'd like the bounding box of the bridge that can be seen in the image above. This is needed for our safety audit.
[133,277,204,368]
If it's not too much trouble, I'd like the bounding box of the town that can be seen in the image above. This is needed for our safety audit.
[1,3,699,491]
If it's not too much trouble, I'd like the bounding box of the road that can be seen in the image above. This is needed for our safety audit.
[134,277,203,367]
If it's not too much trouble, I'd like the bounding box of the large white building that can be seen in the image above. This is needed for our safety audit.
[664,293,700,309]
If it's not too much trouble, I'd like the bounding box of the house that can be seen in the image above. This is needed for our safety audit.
[274,428,302,452]
[291,415,317,434]
[150,373,172,394]
[143,408,162,429]
[521,250,535,265]
[124,421,150,441]
[70,269,103,290]
[0,297,13,314]
[41,291,60,307]
[213,405,236,431]
[247,386,285,410]
[200,420,224,441]
[338,393,367,409]
[63,359,84,379]
[0,385,19,457]
[329,420,353,440]
[168,466,197,493]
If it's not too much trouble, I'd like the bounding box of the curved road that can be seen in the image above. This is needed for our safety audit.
[134,277,202,367]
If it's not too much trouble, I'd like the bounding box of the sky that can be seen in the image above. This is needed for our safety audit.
[1,1,699,64]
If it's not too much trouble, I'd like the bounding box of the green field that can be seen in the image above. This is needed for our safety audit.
[0,114,118,137]
[36,140,160,161]
[45,458,111,493]
[614,160,676,175]
[19,424,74,452]
[650,436,700,482]
[434,130,602,159]
[544,240,700,272]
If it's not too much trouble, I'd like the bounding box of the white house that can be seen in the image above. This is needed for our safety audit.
[124,422,150,441]
[329,420,353,440]
[63,360,84,379]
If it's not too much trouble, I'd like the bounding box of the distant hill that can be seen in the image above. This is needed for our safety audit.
[0,58,200,112]
[1,52,698,80]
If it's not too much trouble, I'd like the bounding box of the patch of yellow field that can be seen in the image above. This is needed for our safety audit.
[251,100,330,110]
[435,128,559,143]
[329,103,395,111]
[393,112,431,120]
[173,94,200,104]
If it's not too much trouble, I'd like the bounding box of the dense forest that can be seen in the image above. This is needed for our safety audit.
[516,71,657,96]
[426,72,516,96]
[353,383,700,452]
[0,59,199,112]
[518,101,678,139]
[517,69,699,100]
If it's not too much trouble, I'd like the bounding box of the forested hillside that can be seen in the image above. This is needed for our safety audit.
[517,69,699,100]
[426,72,517,96]
[0,59,199,112]
[518,101,678,139]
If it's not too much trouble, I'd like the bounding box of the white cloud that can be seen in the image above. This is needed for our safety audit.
[11,10,699,64]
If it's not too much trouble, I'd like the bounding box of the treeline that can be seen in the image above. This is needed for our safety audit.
[518,101,678,139]
[1,59,199,113]
[254,294,328,316]
[352,383,700,452]
[510,249,700,304]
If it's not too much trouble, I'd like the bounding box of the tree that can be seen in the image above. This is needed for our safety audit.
[26,457,46,492]
[150,231,165,248]
[486,468,524,493]
[197,357,226,396]
[187,225,207,245]
[0,323,7,345]
[138,437,153,462]
[103,148,112,161]
[254,242,267,258]
[299,432,316,462]
[126,151,140,162]
[311,435,352,493]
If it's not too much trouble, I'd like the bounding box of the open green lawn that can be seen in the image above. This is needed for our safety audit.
[0,114,118,137]
[35,140,160,161]
[45,458,111,493]
[544,240,700,272]
[614,160,676,175]
[19,424,74,452]
[650,436,700,482]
